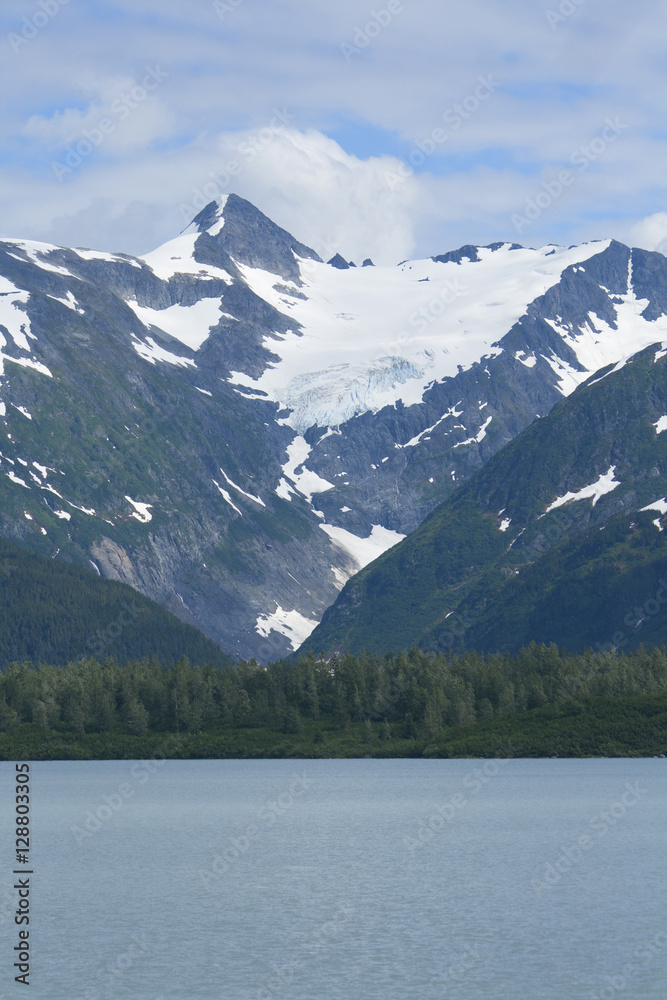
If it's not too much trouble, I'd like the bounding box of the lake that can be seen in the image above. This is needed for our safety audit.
[1,758,665,998]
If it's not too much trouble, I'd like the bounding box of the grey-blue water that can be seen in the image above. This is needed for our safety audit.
[1,758,666,999]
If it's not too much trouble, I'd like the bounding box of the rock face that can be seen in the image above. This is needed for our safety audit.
[2,193,667,660]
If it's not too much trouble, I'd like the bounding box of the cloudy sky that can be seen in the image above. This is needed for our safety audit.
[1,0,666,265]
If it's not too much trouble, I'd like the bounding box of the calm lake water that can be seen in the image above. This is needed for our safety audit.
[1,758,666,999]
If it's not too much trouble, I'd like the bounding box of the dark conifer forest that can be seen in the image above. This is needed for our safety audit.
[2,643,666,759]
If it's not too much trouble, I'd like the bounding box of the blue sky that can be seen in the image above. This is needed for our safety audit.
[1,0,667,264]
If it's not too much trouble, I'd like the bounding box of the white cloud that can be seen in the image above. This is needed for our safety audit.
[1,0,667,260]
[22,73,175,156]
[194,128,422,265]
[4,128,420,265]
[630,213,667,255]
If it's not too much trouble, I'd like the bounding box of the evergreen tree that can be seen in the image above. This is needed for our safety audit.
[125,697,149,737]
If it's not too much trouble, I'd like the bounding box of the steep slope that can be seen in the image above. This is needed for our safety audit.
[2,194,667,659]
[304,343,667,656]
[0,536,232,668]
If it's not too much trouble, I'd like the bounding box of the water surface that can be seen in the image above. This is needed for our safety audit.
[1,758,665,999]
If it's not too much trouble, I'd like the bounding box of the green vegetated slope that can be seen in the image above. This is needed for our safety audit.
[1,644,665,759]
[421,509,667,656]
[304,345,667,657]
[0,536,232,668]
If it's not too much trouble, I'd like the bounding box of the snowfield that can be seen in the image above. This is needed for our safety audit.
[229,241,614,431]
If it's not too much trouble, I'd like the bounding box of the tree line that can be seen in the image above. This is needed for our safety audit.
[1,642,667,741]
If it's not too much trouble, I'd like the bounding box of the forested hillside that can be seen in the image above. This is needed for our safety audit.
[0,536,232,668]
[1,643,666,759]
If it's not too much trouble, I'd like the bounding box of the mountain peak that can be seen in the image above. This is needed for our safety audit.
[185,195,230,237]
[185,194,321,283]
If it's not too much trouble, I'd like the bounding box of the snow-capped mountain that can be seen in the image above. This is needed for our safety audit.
[1,193,667,659]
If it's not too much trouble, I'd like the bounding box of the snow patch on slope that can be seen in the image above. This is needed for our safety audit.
[1,356,52,378]
[320,523,405,573]
[7,242,77,278]
[74,249,141,267]
[219,467,265,507]
[48,290,84,313]
[206,197,228,237]
[182,195,229,238]
[545,465,621,512]
[641,497,667,516]
[131,336,196,368]
[452,414,493,448]
[255,605,318,650]
[140,234,234,283]
[125,496,153,522]
[126,298,223,352]
[280,437,334,503]
[396,403,465,449]
[6,470,29,488]
[213,479,242,516]
[0,276,34,351]
[0,276,53,380]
